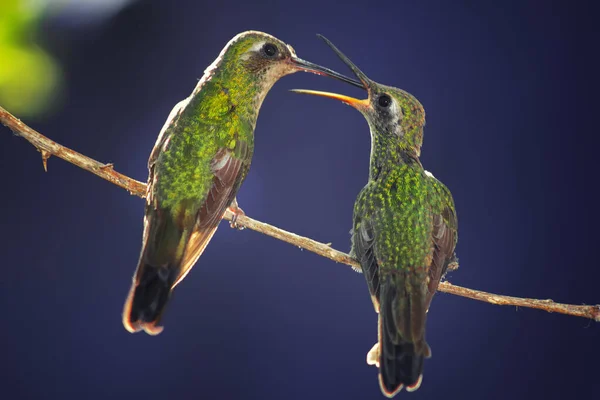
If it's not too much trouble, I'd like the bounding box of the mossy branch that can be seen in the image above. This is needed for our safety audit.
[1,105,598,322]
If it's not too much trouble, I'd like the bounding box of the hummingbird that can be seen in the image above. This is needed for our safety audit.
[293,36,458,397]
[122,31,360,335]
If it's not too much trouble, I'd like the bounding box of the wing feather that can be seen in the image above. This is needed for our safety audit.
[352,194,381,313]
[425,180,458,307]
[173,142,250,287]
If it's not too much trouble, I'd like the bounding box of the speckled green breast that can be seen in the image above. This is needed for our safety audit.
[354,163,448,271]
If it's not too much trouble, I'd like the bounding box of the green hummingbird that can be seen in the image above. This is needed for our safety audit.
[122,31,360,335]
[293,36,458,396]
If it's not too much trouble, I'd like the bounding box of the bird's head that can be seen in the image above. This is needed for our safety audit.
[221,31,361,90]
[292,35,426,157]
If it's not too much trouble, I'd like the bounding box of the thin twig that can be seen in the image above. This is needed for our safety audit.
[1,105,598,322]
[440,282,599,320]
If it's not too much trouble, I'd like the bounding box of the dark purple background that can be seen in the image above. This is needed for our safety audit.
[1,1,599,399]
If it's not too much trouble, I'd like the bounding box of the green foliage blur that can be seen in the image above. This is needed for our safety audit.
[0,0,61,118]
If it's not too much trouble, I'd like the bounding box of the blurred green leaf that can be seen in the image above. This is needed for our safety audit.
[0,0,62,118]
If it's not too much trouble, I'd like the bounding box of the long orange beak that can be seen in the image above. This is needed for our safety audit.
[292,35,373,110]
[290,89,369,110]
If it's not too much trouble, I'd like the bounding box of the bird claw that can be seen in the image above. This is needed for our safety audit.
[227,199,245,230]
[447,252,459,272]
[366,342,380,368]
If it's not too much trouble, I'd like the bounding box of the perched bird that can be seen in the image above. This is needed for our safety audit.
[293,36,458,397]
[123,31,360,335]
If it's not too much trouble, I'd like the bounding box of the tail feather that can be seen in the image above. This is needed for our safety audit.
[123,264,175,335]
[122,207,192,335]
[378,273,430,397]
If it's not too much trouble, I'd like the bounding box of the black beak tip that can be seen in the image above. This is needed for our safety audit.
[314,34,369,90]
[316,34,332,46]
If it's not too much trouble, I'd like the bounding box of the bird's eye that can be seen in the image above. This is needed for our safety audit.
[262,43,278,58]
[377,94,392,108]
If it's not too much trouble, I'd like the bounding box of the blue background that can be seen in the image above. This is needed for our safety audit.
[1,0,599,399]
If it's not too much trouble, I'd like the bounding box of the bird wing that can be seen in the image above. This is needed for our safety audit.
[144,98,252,290]
[135,99,190,266]
[425,178,458,307]
[172,140,250,287]
[351,187,381,313]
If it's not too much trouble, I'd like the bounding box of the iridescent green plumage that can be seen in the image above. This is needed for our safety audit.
[351,90,457,396]
[153,35,268,209]
[293,36,458,397]
[122,31,359,335]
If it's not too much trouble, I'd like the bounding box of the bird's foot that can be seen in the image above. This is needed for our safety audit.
[366,342,380,368]
[227,198,246,230]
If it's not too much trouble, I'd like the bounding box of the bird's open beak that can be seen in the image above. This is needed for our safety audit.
[291,35,371,110]
[290,57,364,89]
[290,89,370,109]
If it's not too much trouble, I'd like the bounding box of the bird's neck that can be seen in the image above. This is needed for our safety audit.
[368,131,422,181]
[188,58,278,130]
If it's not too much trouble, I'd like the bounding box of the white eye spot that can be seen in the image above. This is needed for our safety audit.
[424,170,435,178]
[240,40,266,60]
[249,40,266,52]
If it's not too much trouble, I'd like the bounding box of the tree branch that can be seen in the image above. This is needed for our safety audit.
[2,105,598,322]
